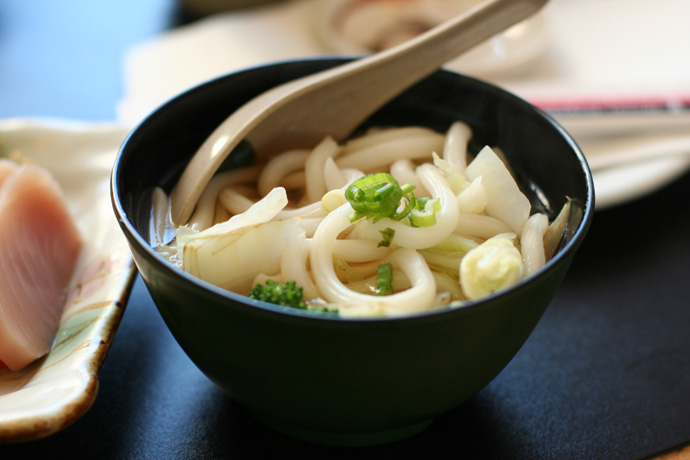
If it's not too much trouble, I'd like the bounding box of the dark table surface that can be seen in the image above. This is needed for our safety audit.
[2,1,690,459]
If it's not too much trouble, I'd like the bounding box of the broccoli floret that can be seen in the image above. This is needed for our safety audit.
[248,280,337,313]
[249,280,307,309]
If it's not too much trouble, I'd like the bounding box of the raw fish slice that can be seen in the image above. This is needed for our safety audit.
[0,159,18,187]
[0,164,82,370]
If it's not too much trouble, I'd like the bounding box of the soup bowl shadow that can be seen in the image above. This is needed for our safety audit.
[111,58,594,447]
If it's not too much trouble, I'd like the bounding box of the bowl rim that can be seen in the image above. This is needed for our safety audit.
[111,57,595,324]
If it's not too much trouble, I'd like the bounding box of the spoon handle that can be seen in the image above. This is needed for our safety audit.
[170,0,548,225]
[249,0,548,151]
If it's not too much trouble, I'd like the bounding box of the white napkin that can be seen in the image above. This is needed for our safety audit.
[118,0,690,209]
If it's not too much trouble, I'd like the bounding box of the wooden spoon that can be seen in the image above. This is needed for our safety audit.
[170,0,549,225]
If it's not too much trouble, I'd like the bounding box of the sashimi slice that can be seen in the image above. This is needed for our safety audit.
[0,164,82,371]
[0,159,18,187]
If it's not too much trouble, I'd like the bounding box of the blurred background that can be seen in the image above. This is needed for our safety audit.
[1,1,690,459]
[2,0,689,210]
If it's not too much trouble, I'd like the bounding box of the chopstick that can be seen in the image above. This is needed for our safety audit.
[527,92,690,171]
[534,93,690,137]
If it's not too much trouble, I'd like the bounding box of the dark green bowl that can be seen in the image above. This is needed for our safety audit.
[111,58,594,446]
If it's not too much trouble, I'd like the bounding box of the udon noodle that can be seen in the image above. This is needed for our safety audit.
[152,122,569,317]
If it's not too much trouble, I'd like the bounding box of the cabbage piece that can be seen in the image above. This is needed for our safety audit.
[465,146,530,235]
[430,233,479,255]
[419,234,479,280]
[177,187,306,293]
[456,176,488,214]
[183,217,305,294]
[460,234,524,299]
[177,186,288,253]
[419,250,462,280]
[432,152,468,194]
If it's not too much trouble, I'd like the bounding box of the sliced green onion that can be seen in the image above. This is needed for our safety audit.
[348,211,367,223]
[390,186,417,221]
[414,196,429,210]
[400,183,416,195]
[409,197,441,227]
[376,263,394,296]
[345,173,421,223]
[345,173,402,221]
[378,228,395,247]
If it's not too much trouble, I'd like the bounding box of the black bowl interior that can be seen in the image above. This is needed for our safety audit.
[113,57,593,315]
[116,58,590,237]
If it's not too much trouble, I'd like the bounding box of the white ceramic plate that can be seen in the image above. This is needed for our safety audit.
[592,150,690,210]
[564,131,690,210]
[0,118,136,442]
